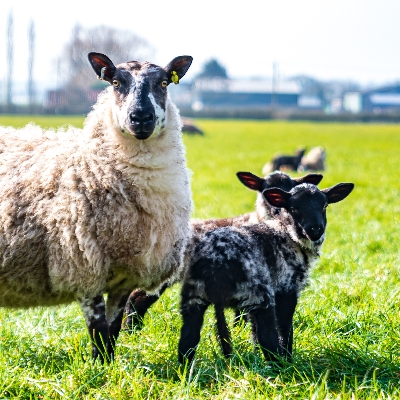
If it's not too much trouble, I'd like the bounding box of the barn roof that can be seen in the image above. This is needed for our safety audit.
[194,78,301,94]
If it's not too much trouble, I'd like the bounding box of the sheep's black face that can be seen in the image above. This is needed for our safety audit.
[286,186,328,241]
[88,52,192,140]
[262,182,354,242]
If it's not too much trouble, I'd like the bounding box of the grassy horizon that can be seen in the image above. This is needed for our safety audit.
[0,115,399,398]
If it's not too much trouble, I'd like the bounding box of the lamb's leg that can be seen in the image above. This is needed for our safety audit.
[124,283,169,331]
[106,290,132,358]
[178,303,209,363]
[77,295,109,363]
[275,292,297,358]
[249,306,282,362]
[214,303,232,357]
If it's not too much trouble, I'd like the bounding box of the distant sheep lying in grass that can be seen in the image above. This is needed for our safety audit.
[0,51,193,362]
[124,171,323,329]
[298,146,326,172]
[178,180,354,363]
[181,118,204,135]
[262,148,306,175]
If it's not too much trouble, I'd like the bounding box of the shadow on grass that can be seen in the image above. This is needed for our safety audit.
[129,344,400,395]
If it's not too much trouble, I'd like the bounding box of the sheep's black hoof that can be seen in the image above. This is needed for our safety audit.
[178,349,195,365]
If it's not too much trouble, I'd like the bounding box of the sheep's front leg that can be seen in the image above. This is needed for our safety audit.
[275,291,297,358]
[178,303,209,363]
[249,306,283,362]
[77,295,109,362]
[106,289,132,357]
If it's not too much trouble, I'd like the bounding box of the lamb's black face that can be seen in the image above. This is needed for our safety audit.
[263,171,300,192]
[287,186,328,241]
[88,52,193,140]
[263,182,354,242]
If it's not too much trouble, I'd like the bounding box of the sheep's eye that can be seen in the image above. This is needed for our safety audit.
[112,80,120,87]
[161,80,168,88]
[291,207,298,214]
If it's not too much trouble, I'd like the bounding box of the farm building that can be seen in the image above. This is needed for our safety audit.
[44,88,102,114]
[361,84,400,112]
[191,78,300,110]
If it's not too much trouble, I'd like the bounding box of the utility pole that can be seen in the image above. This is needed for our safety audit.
[6,10,14,113]
[28,19,35,113]
[271,62,278,111]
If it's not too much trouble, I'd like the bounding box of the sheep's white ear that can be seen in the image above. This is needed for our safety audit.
[236,172,264,192]
[165,56,193,85]
[294,174,323,186]
[88,52,116,83]
[322,183,354,204]
[262,188,291,208]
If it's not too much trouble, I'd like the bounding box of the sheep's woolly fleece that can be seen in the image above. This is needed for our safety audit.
[0,87,192,308]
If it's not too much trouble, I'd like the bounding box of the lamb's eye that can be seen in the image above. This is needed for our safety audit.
[112,80,120,87]
[291,207,298,214]
[161,80,168,88]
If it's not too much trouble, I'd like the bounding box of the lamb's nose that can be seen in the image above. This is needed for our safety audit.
[308,225,324,240]
[310,225,323,234]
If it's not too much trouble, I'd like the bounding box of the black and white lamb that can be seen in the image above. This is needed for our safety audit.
[0,52,193,362]
[124,171,323,328]
[178,180,354,363]
[262,148,306,175]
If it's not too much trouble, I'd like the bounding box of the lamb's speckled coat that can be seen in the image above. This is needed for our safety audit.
[178,182,354,363]
[183,216,321,312]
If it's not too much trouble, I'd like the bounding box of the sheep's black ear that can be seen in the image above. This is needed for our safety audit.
[294,173,323,186]
[322,183,354,204]
[262,188,291,208]
[88,52,116,83]
[236,172,264,192]
[165,56,193,85]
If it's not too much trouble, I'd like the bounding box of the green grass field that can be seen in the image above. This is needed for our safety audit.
[0,115,399,399]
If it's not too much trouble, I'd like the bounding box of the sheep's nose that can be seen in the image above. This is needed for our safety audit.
[129,111,154,125]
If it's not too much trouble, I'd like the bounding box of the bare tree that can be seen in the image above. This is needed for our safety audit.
[6,10,14,112]
[60,24,155,91]
[28,19,35,113]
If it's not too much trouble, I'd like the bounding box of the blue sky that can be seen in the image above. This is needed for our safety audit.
[1,0,399,98]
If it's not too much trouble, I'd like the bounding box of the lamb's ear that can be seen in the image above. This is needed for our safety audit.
[294,173,323,186]
[236,172,265,192]
[322,183,354,204]
[165,56,193,85]
[88,52,116,83]
[262,188,291,209]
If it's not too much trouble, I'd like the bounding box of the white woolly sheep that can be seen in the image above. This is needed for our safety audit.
[178,180,354,363]
[298,146,326,172]
[0,52,193,362]
[124,171,323,329]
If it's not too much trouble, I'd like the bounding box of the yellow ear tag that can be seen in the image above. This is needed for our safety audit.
[171,70,179,84]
